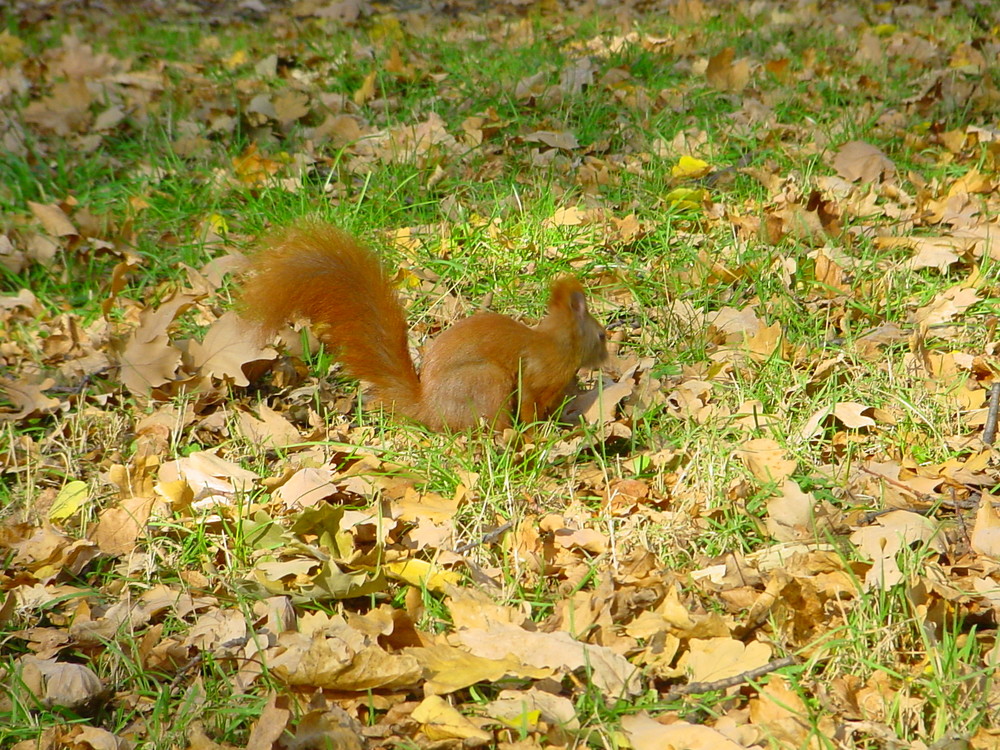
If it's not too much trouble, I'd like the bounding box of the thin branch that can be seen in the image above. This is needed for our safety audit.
[984,382,1000,445]
[661,655,797,701]
[453,520,514,554]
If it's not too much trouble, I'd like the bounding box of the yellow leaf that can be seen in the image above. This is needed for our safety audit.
[208,213,229,235]
[49,481,89,522]
[0,30,24,64]
[353,70,377,106]
[664,187,706,210]
[671,155,711,179]
[496,709,541,731]
[370,14,404,42]
[384,559,461,593]
[224,49,248,69]
[411,695,491,742]
[873,23,896,36]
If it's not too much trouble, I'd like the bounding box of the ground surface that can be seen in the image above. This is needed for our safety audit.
[2,0,1000,748]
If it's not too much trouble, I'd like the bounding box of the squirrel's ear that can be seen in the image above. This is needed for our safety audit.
[548,277,589,316]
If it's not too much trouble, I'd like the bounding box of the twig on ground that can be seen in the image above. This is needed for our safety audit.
[661,655,797,702]
[453,520,514,554]
[984,382,1000,445]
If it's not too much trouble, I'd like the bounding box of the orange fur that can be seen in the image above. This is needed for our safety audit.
[240,220,607,430]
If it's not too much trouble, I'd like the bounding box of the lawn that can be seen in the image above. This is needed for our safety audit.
[2,0,1000,747]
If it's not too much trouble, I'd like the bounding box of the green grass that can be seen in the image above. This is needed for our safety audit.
[2,0,999,746]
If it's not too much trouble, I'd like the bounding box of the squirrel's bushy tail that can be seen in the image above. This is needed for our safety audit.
[240,220,422,412]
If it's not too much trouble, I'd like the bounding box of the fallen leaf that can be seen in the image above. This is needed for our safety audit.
[48,481,90,523]
[622,713,745,750]
[28,201,77,236]
[737,438,796,484]
[832,140,895,183]
[411,695,492,743]
[706,47,750,92]
[19,656,106,709]
[971,493,1000,558]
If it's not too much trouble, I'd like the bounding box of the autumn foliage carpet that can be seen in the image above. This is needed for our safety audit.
[2,0,1000,748]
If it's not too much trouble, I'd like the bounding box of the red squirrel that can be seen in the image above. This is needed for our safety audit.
[239,220,608,431]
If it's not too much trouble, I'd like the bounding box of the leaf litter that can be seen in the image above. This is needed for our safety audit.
[2,0,1000,748]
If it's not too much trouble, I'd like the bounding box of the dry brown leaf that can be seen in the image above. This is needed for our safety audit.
[737,438,796,484]
[832,140,895,183]
[274,467,338,509]
[0,377,61,420]
[118,335,183,394]
[766,480,816,541]
[971,492,1000,558]
[19,656,106,709]
[912,286,980,330]
[564,365,636,426]
[273,90,310,126]
[245,693,291,750]
[28,201,77,237]
[849,510,946,590]
[159,450,258,507]
[22,79,93,135]
[705,47,750,92]
[185,609,248,652]
[523,129,580,150]
[186,721,236,750]
[236,403,302,450]
[878,236,967,271]
[91,494,157,555]
[189,311,277,388]
[393,486,461,525]
[683,637,773,682]
[748,675,813,745]
[269,630,422,691]
[233,143,282,185]
[485,688,579,731]
[0,287,39,311]
[832,401,877,429]
[450,623,641,698]
[623,714,746,750]
[799,401,875,439]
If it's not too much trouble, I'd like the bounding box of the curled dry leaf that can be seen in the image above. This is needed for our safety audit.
[912,285,980,331]
[28,201,77,237]
[269,630,422,692]
[20,656,107,710]
[159,450,258,507]
[563,361,638,426]
[0,376,61,420]
[411,695,492,744]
